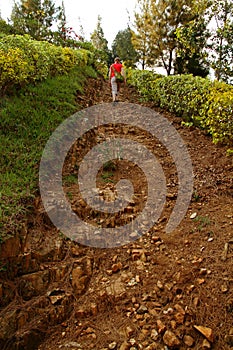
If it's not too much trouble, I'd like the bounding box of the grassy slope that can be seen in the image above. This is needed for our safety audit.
[0,65,97,238]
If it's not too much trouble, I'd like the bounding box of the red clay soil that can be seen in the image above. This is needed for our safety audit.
[0,77,232,350]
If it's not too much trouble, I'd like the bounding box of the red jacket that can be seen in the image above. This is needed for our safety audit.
[110,63,123,78]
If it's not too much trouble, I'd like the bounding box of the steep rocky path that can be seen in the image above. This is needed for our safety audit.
[0,78,233,350]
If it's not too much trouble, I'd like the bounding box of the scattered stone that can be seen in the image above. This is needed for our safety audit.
[129,338,137,346]
[163,330,181,347]
[140,252,147,262]
[200,268,207,275]
[183,335,195,347]
[75,309,85,318]
[190,212,197,219]
[91,303,98,315]
[60,342,82,348]
[221,243,229,261]
[135,275,140,283]
[150,329,158,341]
[137,305,148,315]
[112,262,122,273]
[85,327,95,334]
[165,282,173,291]
[197,278,205,285]
[174,312,185,324]
[194,325,214,342]
[221,283,229,293]
[174,304,185,314]
[201,338,211,348]
[127,278,138,287]
[119,342,129,350]
[157,280,163,289]
[156,319,166,334]
[106,277,126,299]
[109,341,117,349]
[126,326,134,337]
[71,258,93,295]
[170,320,177,329]
[163,307,173,315]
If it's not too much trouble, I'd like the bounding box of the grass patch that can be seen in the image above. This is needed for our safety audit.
[0,65,97,239]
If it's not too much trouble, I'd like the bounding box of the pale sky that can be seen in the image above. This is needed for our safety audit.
[0,0,138,46]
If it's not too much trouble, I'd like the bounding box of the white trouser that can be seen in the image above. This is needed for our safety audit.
[111,76,118,100]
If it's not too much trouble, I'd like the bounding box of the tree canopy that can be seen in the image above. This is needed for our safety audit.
[132,0,233,82]
[112,27,138,68]
[11,0,61,41]
[90,15,111,65]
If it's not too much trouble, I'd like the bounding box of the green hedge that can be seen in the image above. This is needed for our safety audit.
[128,70,233,146]
[0,34,94,94]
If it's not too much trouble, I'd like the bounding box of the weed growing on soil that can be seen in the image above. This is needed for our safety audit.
[194,215,211,231]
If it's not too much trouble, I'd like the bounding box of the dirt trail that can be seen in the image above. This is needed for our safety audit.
[0,78,233,350]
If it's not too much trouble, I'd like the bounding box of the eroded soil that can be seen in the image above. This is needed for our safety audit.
[0,77,233,350]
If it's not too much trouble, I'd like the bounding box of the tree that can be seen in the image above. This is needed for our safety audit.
[208,0,233,82]
[11,0,61,41]
[90,15,111,65]
[150,0,207,75]
[0,19,16,36]
[112,27,138,68]
[133,0,209,75]
[132,0,152,69]
[54,1,85,48]
[175,2,211,77]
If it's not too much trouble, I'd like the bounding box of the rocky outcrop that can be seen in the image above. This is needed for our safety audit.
[0,227,93,350]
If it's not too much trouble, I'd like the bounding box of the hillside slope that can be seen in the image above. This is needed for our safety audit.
[0,78,232,350]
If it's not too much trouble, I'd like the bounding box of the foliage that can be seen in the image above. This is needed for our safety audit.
[201,81,233,144]
[175,8,210,77]
[132,0,233,82]
[127,68,163,98]
[133,0,209,75]
[128,69,233,146]
[90,15,111,65]
[112,27,138,68]
[11,0,61,41]
[208,0,233,83]
[53,1,86,49]
[0,19,17,37]
[132,0,152,69]
[0,34,94,95]
[0,64,97,236]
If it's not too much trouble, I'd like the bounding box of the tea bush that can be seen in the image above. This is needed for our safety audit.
[0,34,94,94]
[203,81,233,144]
[128,70,233,146]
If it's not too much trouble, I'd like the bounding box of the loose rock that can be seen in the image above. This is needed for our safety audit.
[183,335,194,347]
[194,325,214,342]
[137,305,148,314]
[201,338,211,348]
[109,341,117,349]
[163,330,181,347]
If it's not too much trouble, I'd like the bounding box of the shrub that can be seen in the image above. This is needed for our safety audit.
[127,68,162,100]
[204,81,233,145]
[129,69,233,145]
[0,34,94,95]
